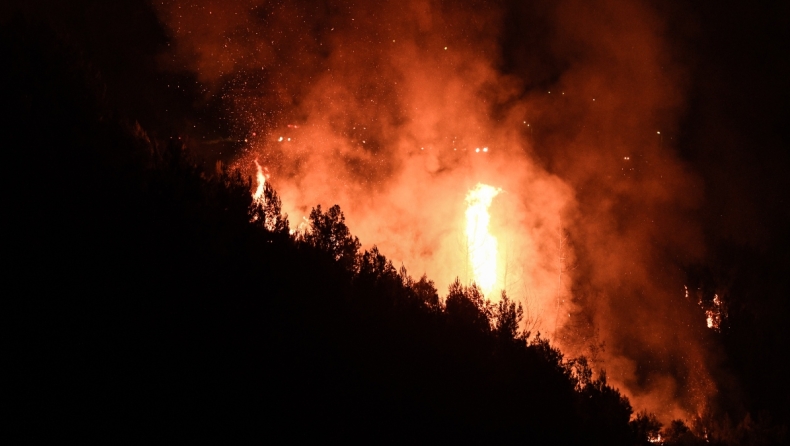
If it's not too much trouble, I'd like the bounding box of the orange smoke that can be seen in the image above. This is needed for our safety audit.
[155,0,719,423]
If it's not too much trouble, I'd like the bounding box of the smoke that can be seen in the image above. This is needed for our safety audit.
[155,0,717,422]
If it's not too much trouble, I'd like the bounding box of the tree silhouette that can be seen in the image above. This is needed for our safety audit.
[662,419,699,445]
[303,204,360,270]
[250,180,290,236]
[445,279,492,334]
[493,290,524,340]
[411,273,440,309]
[630,411,663,445]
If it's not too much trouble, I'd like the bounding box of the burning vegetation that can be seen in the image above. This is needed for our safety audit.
[464,183,502,297]
[5,0,789,444]
[703,294,727,332]
[154,0,716,422]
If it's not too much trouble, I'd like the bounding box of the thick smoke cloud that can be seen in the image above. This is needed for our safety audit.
[155,0,717,421]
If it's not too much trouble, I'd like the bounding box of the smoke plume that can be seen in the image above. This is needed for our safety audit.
[155,0,717,422]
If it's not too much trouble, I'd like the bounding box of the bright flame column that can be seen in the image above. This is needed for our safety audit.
[465,183,502,296]
[253,160,266,204]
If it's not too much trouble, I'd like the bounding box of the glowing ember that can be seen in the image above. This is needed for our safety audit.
[705,294,725,331]
[253,159,266,204]
[465,183,502,296]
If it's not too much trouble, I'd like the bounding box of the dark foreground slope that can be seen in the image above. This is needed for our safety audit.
[5,17,775,445]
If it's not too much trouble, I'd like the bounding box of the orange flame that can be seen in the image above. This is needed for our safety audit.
[253,159,266,205]
[465,183,502,296]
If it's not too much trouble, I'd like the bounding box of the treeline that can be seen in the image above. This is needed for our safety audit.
[5,15,783,444]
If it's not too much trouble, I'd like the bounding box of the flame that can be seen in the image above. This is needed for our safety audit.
[465,183,502,296]
[705,294,724,331]
[253,159,266,204]
[157,0,722,422]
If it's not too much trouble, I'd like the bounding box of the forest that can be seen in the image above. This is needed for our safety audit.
[4,9,787,445]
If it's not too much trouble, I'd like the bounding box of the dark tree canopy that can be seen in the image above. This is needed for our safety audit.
[251,180,290,236]
[303,204,360,270]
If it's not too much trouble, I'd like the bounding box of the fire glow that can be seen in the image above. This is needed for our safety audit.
[157,0,721,423]
[465,183,502,296]
[253,159,266,204]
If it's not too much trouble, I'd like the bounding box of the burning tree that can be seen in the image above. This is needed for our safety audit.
[465,183,502,297]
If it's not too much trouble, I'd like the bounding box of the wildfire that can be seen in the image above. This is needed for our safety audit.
[691,286,727,332]
[253,159,266,204]
[465,183,502,296]
[705,294,725,331]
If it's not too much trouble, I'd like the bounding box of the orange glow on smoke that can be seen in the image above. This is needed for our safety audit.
[465,183,502,296]
[156,0,719,424]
